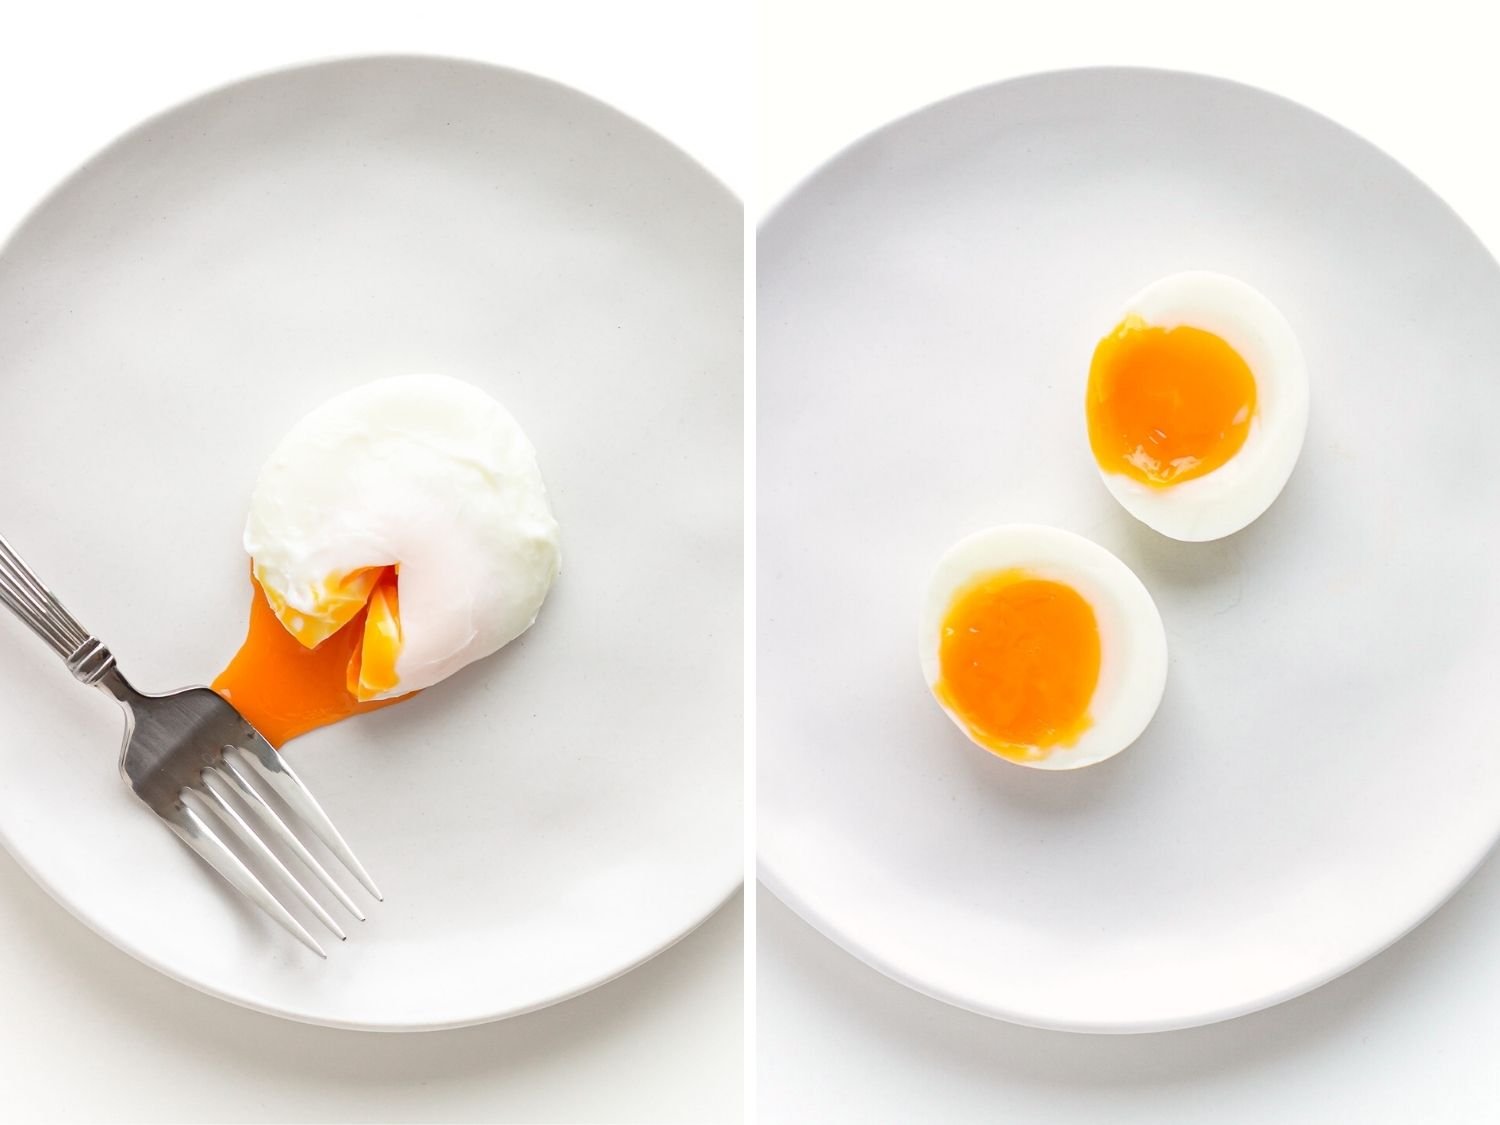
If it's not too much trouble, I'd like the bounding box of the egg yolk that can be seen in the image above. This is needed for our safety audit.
[934,569,1100,763]
[213,569,412,748]
[1087,315,1257,486]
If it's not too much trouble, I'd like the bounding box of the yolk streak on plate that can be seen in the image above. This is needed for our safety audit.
[213,571,413,748]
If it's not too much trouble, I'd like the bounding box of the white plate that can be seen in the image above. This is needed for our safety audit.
[0,56,742,1030]
[757,67,1500,1033]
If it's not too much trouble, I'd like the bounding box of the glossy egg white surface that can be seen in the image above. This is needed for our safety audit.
[920,525,1168,770]
[1094,271,1309,542]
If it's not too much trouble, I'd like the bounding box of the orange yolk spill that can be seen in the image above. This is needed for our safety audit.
[934,569,1100,763]
[1087,315,1257,487]
[213,569,412,748]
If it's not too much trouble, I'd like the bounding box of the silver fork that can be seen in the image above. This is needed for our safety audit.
[0,532,380,956]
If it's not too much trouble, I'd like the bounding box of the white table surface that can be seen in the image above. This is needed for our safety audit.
[0,3,745,1122]
[757,1,1500,1121]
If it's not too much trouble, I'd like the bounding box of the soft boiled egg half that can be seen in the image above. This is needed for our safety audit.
[214,373,560,747]
[919,525,1167,770]
[1086,272,1309,542]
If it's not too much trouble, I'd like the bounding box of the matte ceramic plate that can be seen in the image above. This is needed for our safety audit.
[758,68,1500,1032]
[0,56,741,1030]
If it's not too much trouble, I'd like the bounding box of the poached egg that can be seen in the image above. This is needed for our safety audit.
[215,373,560,745]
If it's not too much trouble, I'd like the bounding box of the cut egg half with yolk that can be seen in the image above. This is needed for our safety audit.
[1086,272,1309,542]
[919,525,1167,770]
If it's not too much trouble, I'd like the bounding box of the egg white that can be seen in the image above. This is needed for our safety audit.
[245,373,561,698]
[1093,272,1309,542]
[919,525,1167,770]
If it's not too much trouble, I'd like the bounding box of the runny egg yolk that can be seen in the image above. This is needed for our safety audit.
[212,568,412,748]
[1087,315,1257,487]
[934,569,1100,763]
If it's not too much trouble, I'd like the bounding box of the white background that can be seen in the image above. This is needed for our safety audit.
[0,2,745,1122]
[758,1,1500,1122]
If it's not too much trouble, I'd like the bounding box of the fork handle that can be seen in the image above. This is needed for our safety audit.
[0,532,117,685]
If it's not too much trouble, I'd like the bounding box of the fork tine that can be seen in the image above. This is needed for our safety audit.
[237,741,383,901]
[220,748,366,922]
[199,769,347,942]
[163,793,326,958]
